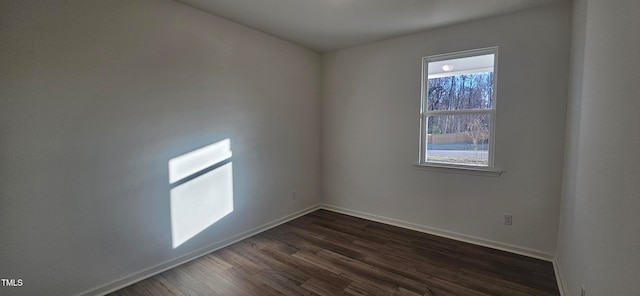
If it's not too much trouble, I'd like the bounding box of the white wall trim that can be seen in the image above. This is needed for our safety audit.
[320,204,555,261]
[77,204,321,296]
[320,204,570,294]
[414,163,504,177]
[77,203,564,296]
[553,258,569,296]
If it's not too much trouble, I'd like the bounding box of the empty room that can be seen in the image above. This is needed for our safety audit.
[1,0,638,295]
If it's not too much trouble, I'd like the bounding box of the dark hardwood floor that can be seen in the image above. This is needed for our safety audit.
[109,210,560,295]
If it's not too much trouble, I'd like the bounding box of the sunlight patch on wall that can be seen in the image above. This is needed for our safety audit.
[169,139,233,249]
[169,139,233,184]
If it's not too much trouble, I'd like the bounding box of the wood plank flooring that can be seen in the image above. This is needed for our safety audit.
[109,210,560,295]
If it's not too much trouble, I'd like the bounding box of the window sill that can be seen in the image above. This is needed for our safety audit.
[414,163,504,177]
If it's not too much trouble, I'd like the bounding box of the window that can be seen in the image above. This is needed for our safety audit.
[419,47,498,170]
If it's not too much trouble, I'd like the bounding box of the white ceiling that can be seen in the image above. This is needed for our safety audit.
[176,0,568,52]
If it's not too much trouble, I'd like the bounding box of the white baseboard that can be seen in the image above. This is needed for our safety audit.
[77,203,563,296]
[77,204,321,296]
[319,204,555,261]
[553,259,568,296]
[319,204,569,294]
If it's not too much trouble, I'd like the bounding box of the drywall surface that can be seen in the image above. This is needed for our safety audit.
[0,0,320,295]
[321,4,572,255]
[556,0,640,295]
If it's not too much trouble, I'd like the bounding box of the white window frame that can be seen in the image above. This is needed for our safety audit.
[416,47,503,176]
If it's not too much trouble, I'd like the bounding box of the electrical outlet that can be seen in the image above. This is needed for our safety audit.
[504,214,513,225]
[581,286,586,296]
[291,191,297,200]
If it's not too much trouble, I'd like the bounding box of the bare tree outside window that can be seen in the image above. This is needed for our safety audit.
[465,115,490,160]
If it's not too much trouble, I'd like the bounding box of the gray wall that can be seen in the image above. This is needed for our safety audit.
[321,3,572,256]
[556,0,640,295]
[0,0,320,295]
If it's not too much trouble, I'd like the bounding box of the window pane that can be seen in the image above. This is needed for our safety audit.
[427,72,494,111]
[427,54,494,78]
[426,114,490,166]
